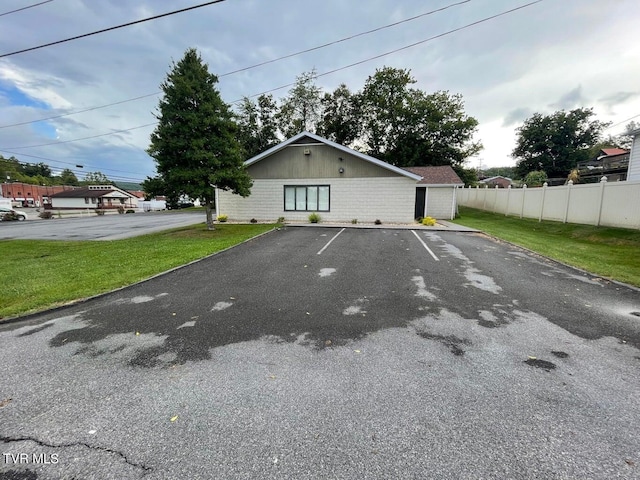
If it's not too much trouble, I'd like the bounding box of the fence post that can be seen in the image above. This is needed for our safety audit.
[493,185,499,213]
[506,185,511,216]
[520,184,527,218]
[563,180,573,223]
[538,182,548,222]
[595,176,607,226]
[482,184,488,210]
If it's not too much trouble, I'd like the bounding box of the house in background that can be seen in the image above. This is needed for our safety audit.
[49,185,138,210]
[217,132,463,222]
[478,175,513,188]
[628,128,640,181]
[578,147,630,182]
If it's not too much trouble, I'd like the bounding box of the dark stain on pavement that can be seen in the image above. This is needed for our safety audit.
[477,319,500,328]
[524,358,556,370]
[0,470,39,480]
[551,351,569,358]
[416,332,471,356]
[16,322,54,337]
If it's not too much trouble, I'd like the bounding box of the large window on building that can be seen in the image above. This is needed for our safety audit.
[284,185,329,211]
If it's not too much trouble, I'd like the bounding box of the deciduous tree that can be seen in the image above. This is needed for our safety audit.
[359,67,481,167]
[83,171,111,184]
[513,108,608,179]
[317,84,361,146]
[236,94,279,158]
[277,69,323,138]
[59,168,79,186]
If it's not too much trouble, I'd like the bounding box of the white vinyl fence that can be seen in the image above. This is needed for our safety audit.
[457,178,640,229]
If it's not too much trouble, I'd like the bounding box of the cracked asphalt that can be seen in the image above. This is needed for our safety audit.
[1,226,639,479]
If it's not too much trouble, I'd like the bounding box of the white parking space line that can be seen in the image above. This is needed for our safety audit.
[317,228,346,255]
[411,230,439,261]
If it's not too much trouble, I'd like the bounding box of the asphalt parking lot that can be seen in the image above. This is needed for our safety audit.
[1,227,639,479]
[0,211,204,240]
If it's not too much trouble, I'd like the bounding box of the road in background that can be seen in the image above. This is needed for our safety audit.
[0,212,204,240]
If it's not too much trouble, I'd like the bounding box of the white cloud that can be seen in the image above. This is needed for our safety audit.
[0,0,638,176]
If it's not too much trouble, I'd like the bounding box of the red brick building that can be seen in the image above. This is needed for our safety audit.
[0,182,78,207]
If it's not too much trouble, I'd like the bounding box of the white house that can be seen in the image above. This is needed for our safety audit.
[217,132,463,222]
[628,128,640,181]
[49,185,138,210]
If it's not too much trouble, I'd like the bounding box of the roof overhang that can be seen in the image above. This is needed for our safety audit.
[417,183,463,187]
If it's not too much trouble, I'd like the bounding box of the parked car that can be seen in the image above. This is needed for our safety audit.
[0,206,27,221]
[166,201,194,210]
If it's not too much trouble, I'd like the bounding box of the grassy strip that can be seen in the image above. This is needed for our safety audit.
[0,223,275,319]
[452,207,640,287]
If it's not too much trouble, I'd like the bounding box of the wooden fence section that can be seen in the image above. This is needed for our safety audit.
[457,178,640,229]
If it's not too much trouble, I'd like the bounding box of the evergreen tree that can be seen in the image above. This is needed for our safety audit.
[146,48,251,229]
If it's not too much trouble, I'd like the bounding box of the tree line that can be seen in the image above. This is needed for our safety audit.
[0,155,114,187]
[144,49,483,228]
[235,67,482,180]
[511,109,635,182]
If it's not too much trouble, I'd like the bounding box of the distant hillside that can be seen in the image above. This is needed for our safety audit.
[115,182,142,191]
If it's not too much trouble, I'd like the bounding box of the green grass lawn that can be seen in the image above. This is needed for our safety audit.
[0,223,275,320]
[453,207,640,287]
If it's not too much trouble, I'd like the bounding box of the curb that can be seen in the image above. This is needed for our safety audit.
[284,222,479,232]
[478,231,640,293]
[0,227,279,326]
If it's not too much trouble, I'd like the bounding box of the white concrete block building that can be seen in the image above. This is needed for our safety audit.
[217,132,463,222]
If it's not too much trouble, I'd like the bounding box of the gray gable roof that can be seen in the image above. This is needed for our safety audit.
[245,132,422,181]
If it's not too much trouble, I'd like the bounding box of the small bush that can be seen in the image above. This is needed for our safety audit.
[217,214,228,223]
[117,206,125,214]
[250,218,258,224]
[374,219,382,225]
[38,211,54,219]
[126,209,135,214]
[416,216,423,223]
[308,212,321,223]
[95,209,106,216]
[277,217,285,224]
[351,219,358,224]
[422,216,436,226]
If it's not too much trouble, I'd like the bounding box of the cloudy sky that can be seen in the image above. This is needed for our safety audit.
[0,0,638,184]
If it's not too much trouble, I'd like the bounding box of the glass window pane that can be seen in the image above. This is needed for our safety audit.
[284,187,295,210]
[318,186,329,211]
[307,187,318,211]
[296,187,307,210]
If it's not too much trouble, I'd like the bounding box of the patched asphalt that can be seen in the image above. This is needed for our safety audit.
[1,227,639,479]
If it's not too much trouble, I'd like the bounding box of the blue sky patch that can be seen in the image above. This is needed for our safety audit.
[30,121,57,140]
[0,83,50,110]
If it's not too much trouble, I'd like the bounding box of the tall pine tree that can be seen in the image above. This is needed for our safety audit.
[145,48,252,229]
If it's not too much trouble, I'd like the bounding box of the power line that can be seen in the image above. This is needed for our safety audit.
[605,113,640,131]
[245,1,545,100]
[0,149,148,181]
[0,0,545,150]
[0,92,160,129]
[0,0,226,58]
[0,0,53,17]
[2,123,156,149]
[220,0,472,77]
[0,0,471,129]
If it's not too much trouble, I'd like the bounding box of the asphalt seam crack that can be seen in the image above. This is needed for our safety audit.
[0,434,153,474]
